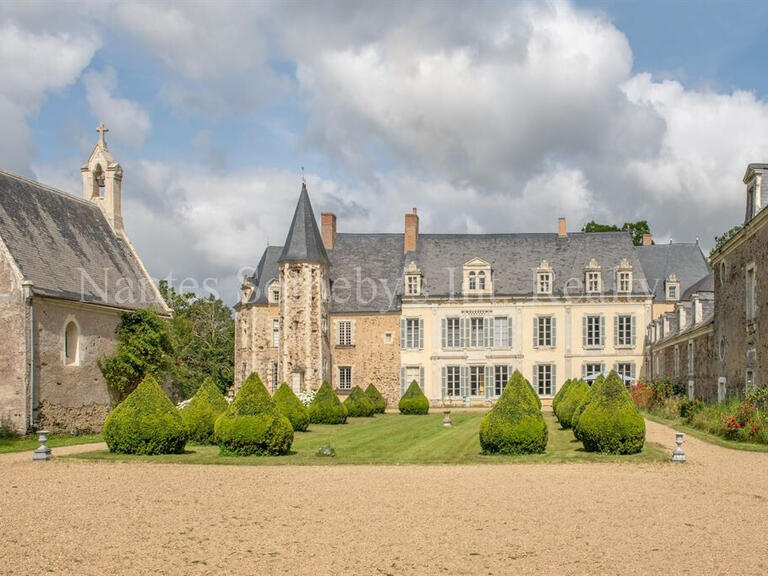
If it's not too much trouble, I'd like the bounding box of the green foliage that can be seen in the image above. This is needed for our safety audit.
[365,384,388,414]
[344,386,376,417]
[552,378,574,417]
[572,374,604,440]
[213,372,293,456]
[555,379,591,429]
[710,225,743,259]
[581,220,652,246]
[479,371,547,454]
[99,309,172,399]
[103,375,187,454]
[577,372,646,454]
[179,377,228,444]
[274,383,310,432]
[159,281,235,398]
[308,381,348,424]
[398,381,430,415]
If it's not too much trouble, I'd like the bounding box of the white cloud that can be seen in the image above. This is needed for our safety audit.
[84,68,151,148]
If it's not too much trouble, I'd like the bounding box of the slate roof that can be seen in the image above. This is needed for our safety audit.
[279,183,329,265]
[635,243,710,302]
[681,272,714,301]
[240,245,282,307]
[0,169,166,311]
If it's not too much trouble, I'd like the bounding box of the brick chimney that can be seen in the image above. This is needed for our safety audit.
[404,208,419,253]
[557,217,567,238]
[642,233,652,246]
[321,212,336,250]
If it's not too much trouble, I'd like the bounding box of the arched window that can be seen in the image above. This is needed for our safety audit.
[64,321,79,365]
[93,165,105,199]
[478,271,486,290]
[468,272,476,290]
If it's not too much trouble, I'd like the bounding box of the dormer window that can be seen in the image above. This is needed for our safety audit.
[665,274,680,301]
[469,272,476,290]
[617,259,632,294]
[462,258,492,295]
[268,281,280,304]
[585,259,601,294]
[404,261,422,296]
[478,271,486,290]
[536,260,553,295]
[241,281,255,303]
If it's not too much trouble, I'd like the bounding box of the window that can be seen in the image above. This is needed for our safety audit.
[272,319,280,348]
[468,272,476,290]
[338,320,352,346]
[384,332,393,345]
[338,366,352,391]
[271,362,278,392]
[746,369,755,389]
[535,316,554,347]
[469,365,486,396]
[616,315,634,347]
[673,346,680,378]
[493,366,509,396]
[406,275,420,295]
[667,284,677,300]
[719,261,726,286]
[493,317,509,348]
[470,317,485,348]
[746,264,756,322]
[537,272,552,295]
[535,364,554,396]
[446,366,461,397]
[616,363,635,385]
[687,341,694,376]
[445,318,461,348]
[403,318,422,349]
[64,321,79,365]
[618,271,632,293]
[478,271,486,290]
[583,363,603,379]
[584,315,603,348]
[719,337,727,361]
[586,271,601,294]
[271,288,280,302]
[403,365,423,394]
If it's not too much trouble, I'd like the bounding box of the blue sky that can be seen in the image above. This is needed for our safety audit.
[2,1,768,301]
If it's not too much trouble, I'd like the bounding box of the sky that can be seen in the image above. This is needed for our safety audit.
[2,0,768,303]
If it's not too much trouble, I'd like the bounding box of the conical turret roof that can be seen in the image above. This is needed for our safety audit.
[279,182,329,265]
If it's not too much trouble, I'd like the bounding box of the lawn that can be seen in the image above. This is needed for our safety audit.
[0,433,102,454]
[71,410,667,466]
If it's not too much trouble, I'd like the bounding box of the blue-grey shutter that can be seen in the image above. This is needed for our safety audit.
[461,317,469,347]
[581,363,586,379]
[419,365,425,391]
[599,316,605,347]
[630,363,636,380]
[484,317,492,347]
[532,366,538,395]
[507,317,513,349]
[582,315,587,347]
[630,315,636,347]
[441,318,447,349]
[485,365,492,399]
[533,317,538,348]
[441,366,447,397]
[507,365,514,391]
[418,318,424,349]
[460,366,469,397]
[614,314,619,346]
[552,364,557,395]
[551,317,557,348]
[401,318,407,350]
[400,366,406,396]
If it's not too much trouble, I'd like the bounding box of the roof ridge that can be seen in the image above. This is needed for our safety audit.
[0,168,98,210]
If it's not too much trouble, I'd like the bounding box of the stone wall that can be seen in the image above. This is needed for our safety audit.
[330,313,401,406]
[649,325,716,401]
[234,303,280,393]
[0,251,27,433]
[33,298,118,433]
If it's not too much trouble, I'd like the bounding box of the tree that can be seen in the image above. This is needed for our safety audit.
[710,225,743,259]
[158,281,235,399]
[581,220,652,246]
[99,309,172,399]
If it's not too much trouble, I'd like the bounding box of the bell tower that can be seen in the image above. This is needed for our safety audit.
[81,122,124,233]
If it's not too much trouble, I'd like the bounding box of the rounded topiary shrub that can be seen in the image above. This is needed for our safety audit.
[104,375,187,455]
[572,374,604,440]
[365,384,388,414]
[213,373,294,456]
[398,380,429,415]
[274,382,310,432]
[344,386,376,417]
[552,378,574,420]
[180,377,229,444]
[555,379,590,430]
[308,381,348,424]
[577,371,646,454]
[479,370,547,455]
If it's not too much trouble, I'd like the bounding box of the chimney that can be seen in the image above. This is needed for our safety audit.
[557,217,567,238]
[642,233,652,246]
[404,208,419,253]
[321,212,336,250]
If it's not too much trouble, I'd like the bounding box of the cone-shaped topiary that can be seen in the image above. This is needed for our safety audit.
[572,374,604,440]
[552,378,574,419]
[398,380,430,415]
[365,384,387,414]
[214,373,293,456]
[555,379,590,429]
[104,375,187,454]
[180,377,229,444]
[273,382,310,432]
[344,386,376,417]
[308,381,348,424]
[479,370,547,454]
[577,371,646,454]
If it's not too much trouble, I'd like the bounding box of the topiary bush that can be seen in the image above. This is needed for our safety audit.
[577,371,646,454]
[555,379,590,430]
[365,384,388,414]
[308,381,348,424]
[344,386,376,417]
[398,381,430,415]
[273,382,310,432]
[103,375,187,455]
[179,377,229,444]
[213,373,293,456]
[552,378,574,420]
[479,370,547,454]
[572,374,604,440]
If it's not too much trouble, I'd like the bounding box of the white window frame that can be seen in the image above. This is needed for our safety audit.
[405,318,421,349]
[584,315,603,348]
[406,274,421,296]
[493,365,509,397]
[586,270,601,294]
[446,366,461,397]
[272,318,280,348]
[338,320,352,346]
[446,317,461,348]
[537,272,552,295]
[583,363,603,380]
[469,365,486,397]
[536,316,553,347]
[468,272,477,290]
[535,364,554,396]
[493,316,509,348]
[617,270,632,293]
[469,317,485,348]
[616,315,634,348]
[616,362,635,385]
[338,366,352,391]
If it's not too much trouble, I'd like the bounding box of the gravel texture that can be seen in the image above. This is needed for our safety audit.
[1,418,767,575]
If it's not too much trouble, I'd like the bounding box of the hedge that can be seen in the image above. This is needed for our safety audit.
[274,382,310,432]
[572,374,604,440]
[398,381,429,415]
[308,381,348,424]
[552,378,574,419]
[343,386,376,417]
[214,373,293,456]
[479,370,547,454]
[577,371,646,454]
[180,377,229,444]
[555,379,590,430]
[365,384,388,414]
[103,375,187,455]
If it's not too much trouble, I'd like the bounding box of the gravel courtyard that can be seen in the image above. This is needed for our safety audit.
[1,417,767,576]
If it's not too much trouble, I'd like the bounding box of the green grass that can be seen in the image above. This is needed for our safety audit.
[643,412,768,453]
[0,433,102,454]
[70,411,667,466]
